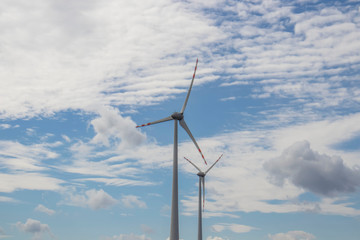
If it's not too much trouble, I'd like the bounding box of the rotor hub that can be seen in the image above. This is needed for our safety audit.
[197,172,205,177]
[171,112,183,120]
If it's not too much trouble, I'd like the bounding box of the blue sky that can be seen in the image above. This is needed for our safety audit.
[1,0,360,239]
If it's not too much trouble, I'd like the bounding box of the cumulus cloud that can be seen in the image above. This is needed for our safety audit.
[61,188,118,210]
[35,204,55,216]
[264,140,360,196]
[121,195,147,209]
[86,189,118,210]
[268,230,316,240]
[90,107,146,148]
[16,218,55,240]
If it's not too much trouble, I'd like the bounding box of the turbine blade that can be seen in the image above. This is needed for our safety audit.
[202,177,205,212]
[184,157,202,172]
[136,116,173,128]
[180,58,198,114]
[179,119,207,164]
[205,154,223,175]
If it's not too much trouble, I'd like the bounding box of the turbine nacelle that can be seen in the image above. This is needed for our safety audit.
[171,112,184,120]
[197,172,205,177]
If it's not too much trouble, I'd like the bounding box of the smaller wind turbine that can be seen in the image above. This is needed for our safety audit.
[184,154,223,240]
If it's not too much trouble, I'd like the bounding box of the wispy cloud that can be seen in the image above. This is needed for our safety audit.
[0,196,18,203]
[0,173,64,193]
[35,204,55,216]
[211,223,257,234]
[0,140,58,172]
[101,233,151,240]
[121,195,147,209]
[220,96,236,102]
[268,230,316,240]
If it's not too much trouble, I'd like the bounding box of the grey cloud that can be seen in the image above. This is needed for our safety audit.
[264,140,360,196]
[16,218,55,240]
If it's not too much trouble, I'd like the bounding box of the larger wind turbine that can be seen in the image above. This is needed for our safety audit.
[184,154,223,240]
[136,59,207,240]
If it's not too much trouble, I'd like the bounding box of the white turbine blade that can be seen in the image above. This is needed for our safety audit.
[136,116,173,128]
[202,177,205,212]
[180,58,198,114]
[179,119,207,164]
[184,157,202,172]
[205,154,223,175]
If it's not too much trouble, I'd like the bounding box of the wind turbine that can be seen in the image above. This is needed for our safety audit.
[136,59,207,240]
[184,154,223,240]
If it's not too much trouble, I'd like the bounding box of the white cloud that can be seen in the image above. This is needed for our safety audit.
[90,107,146,148]
[61,188,117,210]
[0,196,18,203]
[35,204,55,216]
[264,140,360,196]
[211,223,256,233]
[268,230,316,240]
[220,96,236,101]
[0,124,11,129]
[206,237,228,240]
[218,1,360,115]
[0,0,224,120]
[181,113,360,217]
[61,134,71,143]
[86,189,118,210]
[102,233,151,240]
[121,195,147,209]
[75,177,155,187]
[0,173,64,193]
[0,140,59,172]
[16,218,55,240]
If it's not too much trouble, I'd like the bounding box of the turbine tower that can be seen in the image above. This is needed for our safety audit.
[136,59,207,240]
[184,154,223,240]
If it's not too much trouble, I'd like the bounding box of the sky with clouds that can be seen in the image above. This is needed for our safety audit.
[1,0,360,239]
